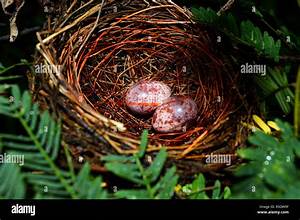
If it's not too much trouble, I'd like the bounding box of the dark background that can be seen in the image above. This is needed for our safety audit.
[1,0,300,65]
[1,0,300,70]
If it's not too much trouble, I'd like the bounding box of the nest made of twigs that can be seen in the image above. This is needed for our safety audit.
[30,0,254,176]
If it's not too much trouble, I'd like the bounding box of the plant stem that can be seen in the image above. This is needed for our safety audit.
[19,116,78,199]
[62,141,76,182]
[135,155,154,198]
[0,61,32,74]
[295,66,300,137]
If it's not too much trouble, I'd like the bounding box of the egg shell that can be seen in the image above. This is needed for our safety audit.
[152,96,198,133]
[125,80,171,115]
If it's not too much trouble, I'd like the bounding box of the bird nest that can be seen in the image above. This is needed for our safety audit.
[30,0,253,176]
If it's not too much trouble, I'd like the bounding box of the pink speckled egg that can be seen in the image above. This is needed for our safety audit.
[152,96,198,133]
[125,80,171,115]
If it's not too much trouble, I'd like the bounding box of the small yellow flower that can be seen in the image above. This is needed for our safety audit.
[174,184,182,193]
[242,115,281,134]
[267,121,280,131]
[253,115,271,134]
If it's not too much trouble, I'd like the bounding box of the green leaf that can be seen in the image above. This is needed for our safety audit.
[153,166,178,199]
[222,13,239,36]
[0,75,22,81]
[145,148,167,182]
[0,85,77,199]
[187,174,208,199]
[103,132,172,198]
[223,187,231,199]
[295,66,300,137]
[292,139,300,157]
[137,130,148,158]
[191,7,219,25]
[264,161,296,191]
[235,162,263,177]
[255,67,294,114]
[240,20,280,61]
[212,180,221,199]
[102,154,135,163]
[233,120,300,198]
[192,7,281,61]
[74,163,107,199]
[1,140,37,150]
[114,189,149,199]
[283,183,300,199]
[237,147,267,161]
[248,131,278,149]
[0,60,30,75]
[74,163,90,190]
[0,68,110,199]
[276,119,294,140]
[21,91,31,115]
[0,163,25,199]
[105,162,143,185]
[181,174,229,199]
[11,85,21,108]
[27,104,39,130]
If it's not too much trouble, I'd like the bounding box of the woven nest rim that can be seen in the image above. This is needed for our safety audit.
[32,0,253,175]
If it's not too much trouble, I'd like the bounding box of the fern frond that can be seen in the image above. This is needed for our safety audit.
[254,67,294,114]
[240,21,281,61]
[0,85,76,198]
[74,163,107,199]
[0,163,25,199]
[103,130,179,199]
[192,7,281,61]
[0,59,31,75]
[0,85,107,199]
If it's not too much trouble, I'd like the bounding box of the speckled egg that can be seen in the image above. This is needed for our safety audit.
[125,80,171,115]
[152,96,198,133]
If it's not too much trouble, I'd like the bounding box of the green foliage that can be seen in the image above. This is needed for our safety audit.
[255,67,294,114]
[191,6,296,116]
[180,174,231,199]
[0,85,229,199]
[240,21,281,61]
[0,59,30,81]
[73,163,107,199]
[1,1,299,200]
[0,85,108,199]
[295,66,300,137]
[232,119,300,198]
[191,7,281,61]
[102,130,179,199]
[0,163,25,199]
[191,7,219,26]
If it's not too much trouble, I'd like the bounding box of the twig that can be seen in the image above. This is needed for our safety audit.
[217,0,235,16]
[279,55,300,62]
[0,26,40,41]
[75,0,104,59]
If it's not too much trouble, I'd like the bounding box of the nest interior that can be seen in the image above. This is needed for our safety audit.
[31,0,254,176]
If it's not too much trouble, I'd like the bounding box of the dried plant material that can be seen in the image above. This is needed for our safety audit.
[217,0,235,16]
[1,0,25,42]
[32,0,253,175]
